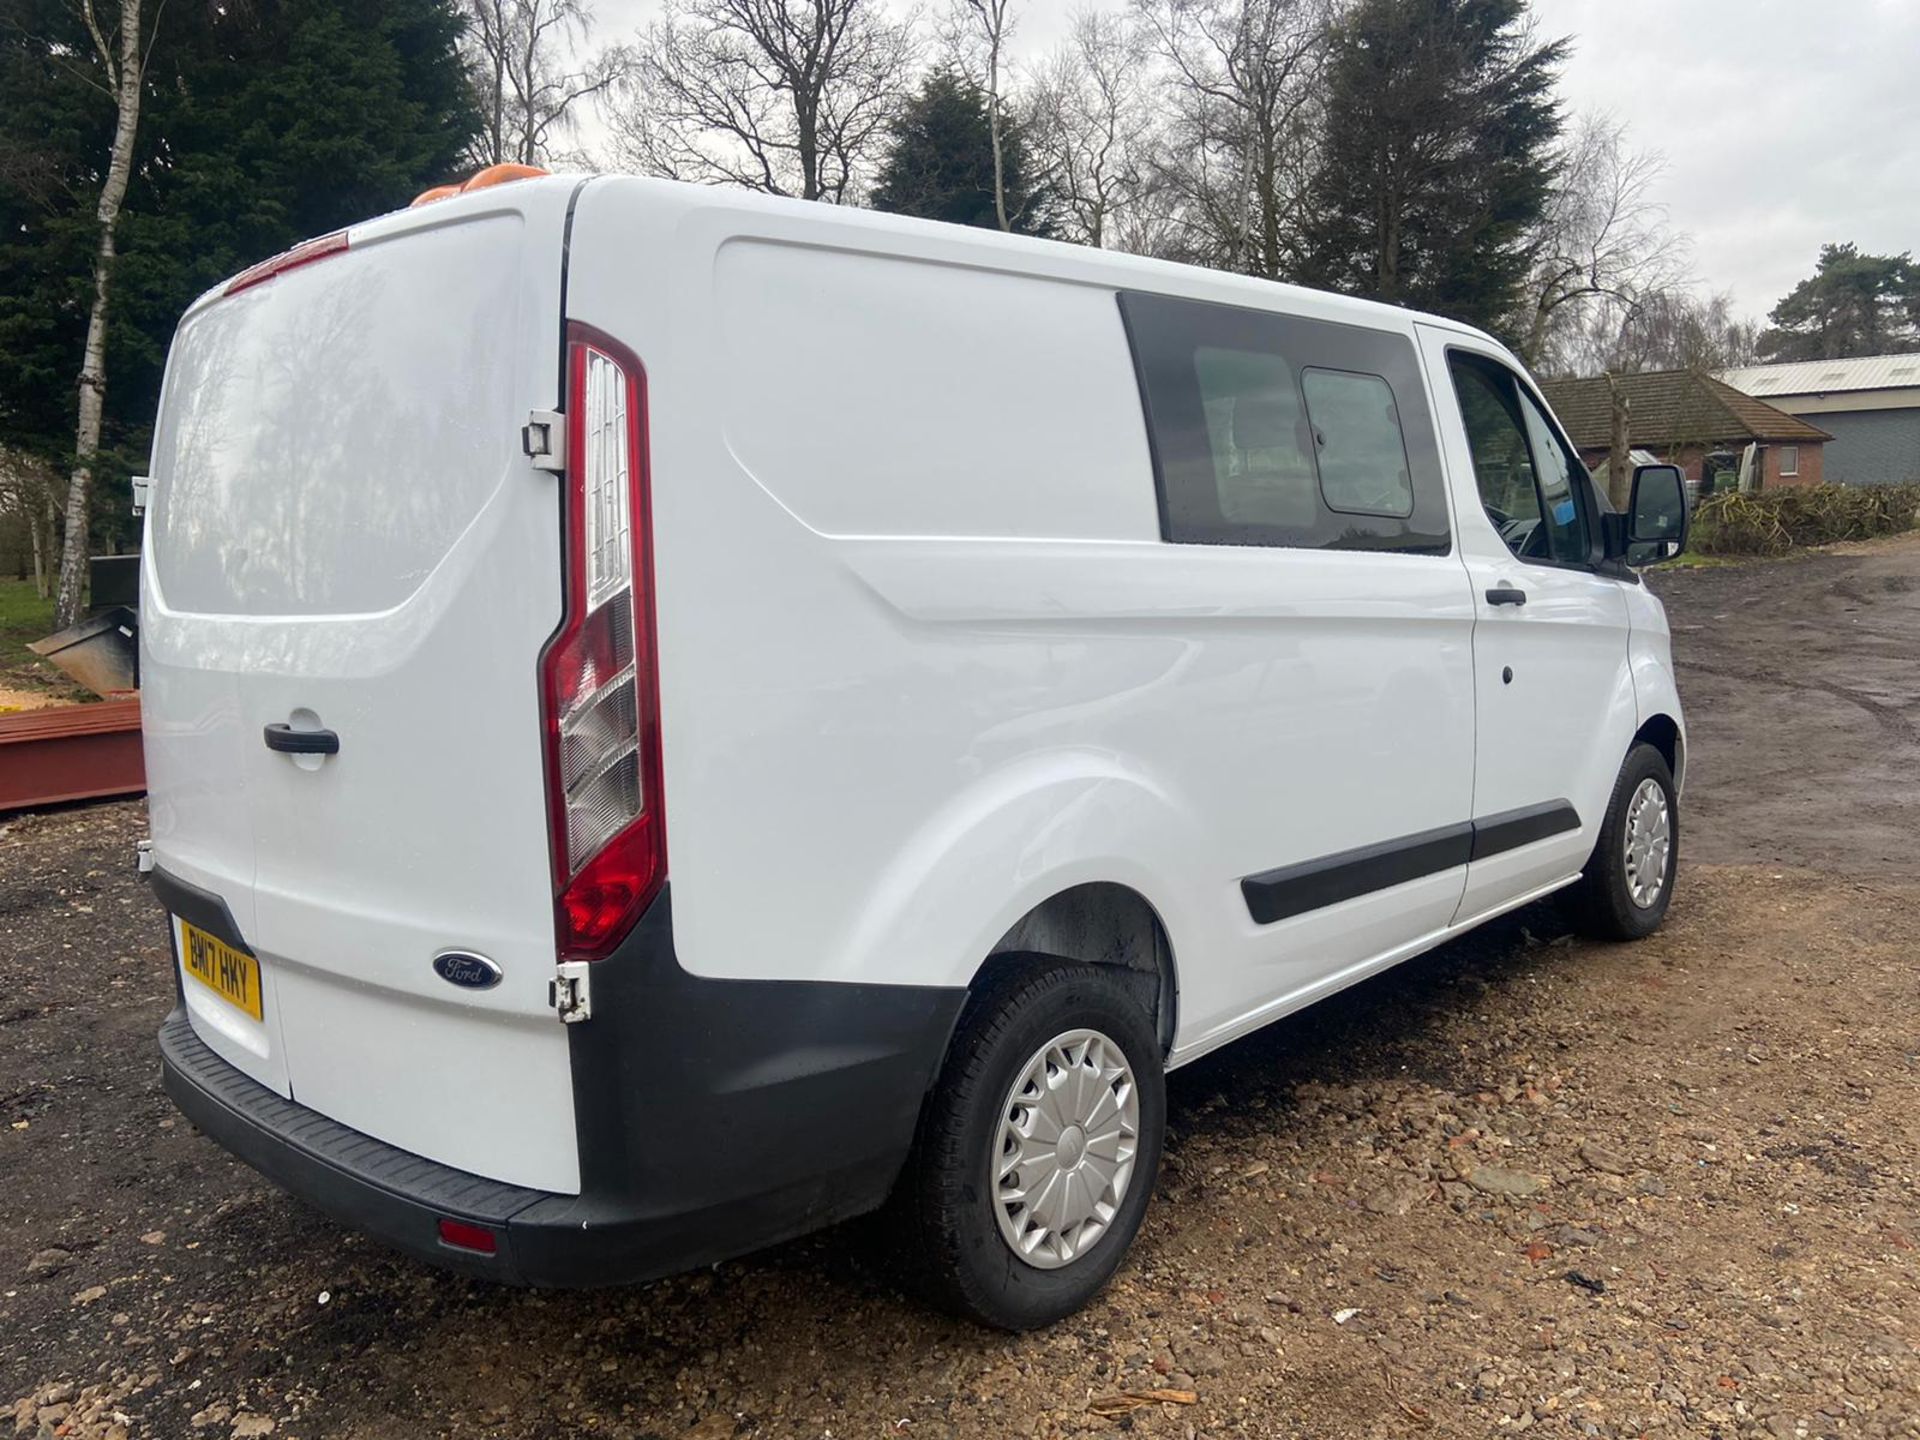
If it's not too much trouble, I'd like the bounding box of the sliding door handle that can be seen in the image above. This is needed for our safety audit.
[1485,585,1528,607]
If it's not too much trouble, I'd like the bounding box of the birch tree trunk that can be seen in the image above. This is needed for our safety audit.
[37,490,57,599]
[54,0,146,631]
[519,10,540,165]
[492,41,507,164]
[962,0,1012,231]
[31,518,49,597]
[986,37,1007,230]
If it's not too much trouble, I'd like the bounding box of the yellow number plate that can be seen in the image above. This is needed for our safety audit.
[179,920,263,1021]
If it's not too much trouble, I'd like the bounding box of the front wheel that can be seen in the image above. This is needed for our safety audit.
[1563,742,1679,940]
[894,962,1165,1330]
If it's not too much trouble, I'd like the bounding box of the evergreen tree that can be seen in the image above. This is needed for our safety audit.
[870,69,1054,236]
[1758,244,1920,361]
[0,0,477,556]
[0,0,114,476]
[1300,0,1565,335]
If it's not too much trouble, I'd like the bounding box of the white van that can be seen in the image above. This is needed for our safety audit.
[142,169,1689,1330]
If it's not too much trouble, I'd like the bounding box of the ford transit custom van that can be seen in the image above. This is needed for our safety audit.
[144,169,1689,1330]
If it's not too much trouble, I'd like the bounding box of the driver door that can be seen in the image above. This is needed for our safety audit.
[1416,326,1637,921]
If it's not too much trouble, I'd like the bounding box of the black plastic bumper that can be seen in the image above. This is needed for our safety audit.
[160,1009,550,1280]
[156,882,967,1287]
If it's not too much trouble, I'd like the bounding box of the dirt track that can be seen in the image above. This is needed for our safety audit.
[5,539,1919,1440]
[1656,537,1920,879]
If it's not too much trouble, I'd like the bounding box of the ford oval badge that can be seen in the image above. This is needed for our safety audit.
[433,951,502,990]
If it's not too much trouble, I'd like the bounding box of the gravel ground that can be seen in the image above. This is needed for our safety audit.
[5,538,1919,1440]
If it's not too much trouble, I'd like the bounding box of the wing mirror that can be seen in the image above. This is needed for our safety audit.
[1605,463,1689,565]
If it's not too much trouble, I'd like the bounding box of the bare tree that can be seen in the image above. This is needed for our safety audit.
[1131,0,1329,280]
[611,0,915,204]
[950,0,1017,229]
[1521,111,1689,370]
[461,0,627,168]
[55,0,151,631]
[1026,8,1156,249]
[1578,289,1761,378]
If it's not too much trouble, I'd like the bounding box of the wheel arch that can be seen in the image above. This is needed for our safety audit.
[970,882,1179,1057]
[1634,712,1684,793]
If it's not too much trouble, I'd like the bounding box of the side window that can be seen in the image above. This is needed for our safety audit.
[1301,369,1415,517]
[1448,352,1589,565]
[1452,356,1547,557]
[1194,347,1318,529]
[1517,388,1589,564]
[1120,291,1449,555]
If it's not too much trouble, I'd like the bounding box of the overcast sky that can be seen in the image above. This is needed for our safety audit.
[584,0,1920,323]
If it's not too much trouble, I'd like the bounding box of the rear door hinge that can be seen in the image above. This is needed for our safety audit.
[522,409,566,473]
[548,960,591,1023]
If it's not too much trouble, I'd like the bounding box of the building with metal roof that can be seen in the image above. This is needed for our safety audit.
[1716,354,1920,486]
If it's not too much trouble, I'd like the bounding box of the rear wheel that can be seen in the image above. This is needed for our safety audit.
[896,963,1165,1330]
[1563,742,1679,940]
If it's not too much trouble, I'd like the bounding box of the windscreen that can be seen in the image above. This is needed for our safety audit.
[149,214,526,616]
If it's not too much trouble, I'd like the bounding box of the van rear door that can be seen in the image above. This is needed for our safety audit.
[142,179,585,1193]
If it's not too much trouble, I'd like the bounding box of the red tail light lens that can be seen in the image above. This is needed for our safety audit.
[436,1218,499,1255]
[538,328,663,961]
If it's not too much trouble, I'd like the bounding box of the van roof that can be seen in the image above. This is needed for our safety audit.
[573,171,1502,348]
[185,169,1508,358]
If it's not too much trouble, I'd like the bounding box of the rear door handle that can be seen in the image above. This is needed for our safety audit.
[263,722,340,755]
[1485,586,1528,607]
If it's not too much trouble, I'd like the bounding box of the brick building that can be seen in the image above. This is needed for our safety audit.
[1538,370,1831,491]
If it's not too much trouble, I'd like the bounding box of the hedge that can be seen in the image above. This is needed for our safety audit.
[1689,483,1920,556]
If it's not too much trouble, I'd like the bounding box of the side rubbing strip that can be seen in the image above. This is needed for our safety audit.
[1240,801,1582,926]
[1469,799,1581,860]
[1242,823,1473,926]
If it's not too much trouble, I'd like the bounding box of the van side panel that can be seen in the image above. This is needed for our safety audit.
[566,180,1477,1053]
[713,239,1161,542]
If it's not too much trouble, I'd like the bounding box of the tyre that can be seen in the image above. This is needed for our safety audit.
[895,962,1165,1330]
[1562,741,1679,941]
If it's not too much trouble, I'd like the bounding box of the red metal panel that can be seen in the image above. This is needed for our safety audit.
[0,697,145,810]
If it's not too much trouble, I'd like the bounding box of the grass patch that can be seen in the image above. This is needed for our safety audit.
[1658,551,1754,570]
[0,578,91,705]
[1692,483,1920,556]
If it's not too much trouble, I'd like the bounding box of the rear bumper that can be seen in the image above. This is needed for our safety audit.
[157,884,967,1287]
[161,1008,550,1280]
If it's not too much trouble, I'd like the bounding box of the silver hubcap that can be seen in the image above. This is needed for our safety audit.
[992,1028,1140,1269]
[1623,777,1672,908]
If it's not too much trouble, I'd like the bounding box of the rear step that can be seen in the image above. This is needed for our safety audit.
[159,1008,541,1278]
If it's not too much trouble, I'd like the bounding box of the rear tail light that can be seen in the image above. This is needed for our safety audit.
[538,328,663,961]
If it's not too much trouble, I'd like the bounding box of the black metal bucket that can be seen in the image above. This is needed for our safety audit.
[27,605,140,696]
